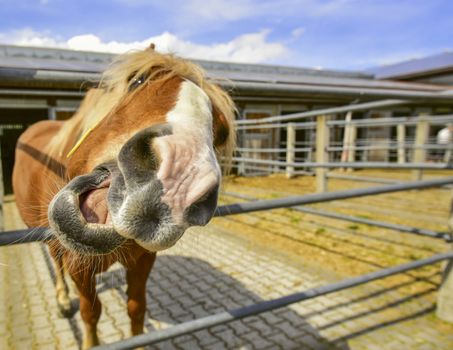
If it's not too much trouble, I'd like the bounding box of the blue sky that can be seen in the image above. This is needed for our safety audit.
[0,0,451,71]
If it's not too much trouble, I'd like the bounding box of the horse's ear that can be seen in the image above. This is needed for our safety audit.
[212,105,230,148]
[148,43,156,50]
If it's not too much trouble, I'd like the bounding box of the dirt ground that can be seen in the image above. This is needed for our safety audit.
[215,169,453,300]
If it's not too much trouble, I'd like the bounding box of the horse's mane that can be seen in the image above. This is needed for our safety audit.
[47,47,236,168]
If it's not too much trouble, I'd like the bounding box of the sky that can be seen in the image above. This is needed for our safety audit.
[0,0,451,71]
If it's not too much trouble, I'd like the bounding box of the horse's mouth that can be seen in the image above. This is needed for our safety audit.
[48,163,187,255]
[79,176,112,225]
[48,167,126,255]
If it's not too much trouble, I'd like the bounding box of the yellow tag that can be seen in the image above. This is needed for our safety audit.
[66,123,98,158]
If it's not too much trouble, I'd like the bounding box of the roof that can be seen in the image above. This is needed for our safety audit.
[370,51,453,80]
[0,44,452,102]
[0,44,370,78]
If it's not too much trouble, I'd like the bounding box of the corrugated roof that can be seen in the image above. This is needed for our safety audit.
[0,44,370,78]
[370,51,453,79]
[0,44,451,96]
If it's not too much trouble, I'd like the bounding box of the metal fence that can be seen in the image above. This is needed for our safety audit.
[234,99,453,189]
[1,92,453,348]
[1,177,453,349]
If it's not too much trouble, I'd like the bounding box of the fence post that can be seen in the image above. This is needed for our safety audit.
[0,141,3,232]
[340,111,352,167]
[286,123,296,178]
[397,124,406,164]
[347,125,357,172]
[412,116,429,181]
[437,257,453,323]
[436,200,453,323]
[48,106,57,120]
[316,115,329,192]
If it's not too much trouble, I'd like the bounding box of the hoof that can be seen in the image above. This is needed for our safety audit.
[82,335,100,350]
[57,299,77,318]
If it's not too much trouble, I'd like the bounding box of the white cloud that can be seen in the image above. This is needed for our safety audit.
[0,28,61,47]
[291,27,305,39]
[0,28,289,64]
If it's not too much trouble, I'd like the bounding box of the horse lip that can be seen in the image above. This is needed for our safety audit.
[48,167,126,255]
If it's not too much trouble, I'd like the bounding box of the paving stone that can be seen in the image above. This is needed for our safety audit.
[13,338,34,349]
[0,337,10,350]
[2,199,453,350]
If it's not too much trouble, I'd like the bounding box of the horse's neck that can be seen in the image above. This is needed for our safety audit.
[13,120,67,227]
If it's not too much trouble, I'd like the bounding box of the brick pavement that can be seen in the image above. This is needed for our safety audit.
[1,196,453,349]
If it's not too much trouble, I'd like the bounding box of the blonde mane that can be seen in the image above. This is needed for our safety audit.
[47,47,236,167]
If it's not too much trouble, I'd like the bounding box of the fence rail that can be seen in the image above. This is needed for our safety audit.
[3,177,452,244]
[1,175,453,348]
[235,109,453,187]
[92,251,453,350]
[231,157,452,170]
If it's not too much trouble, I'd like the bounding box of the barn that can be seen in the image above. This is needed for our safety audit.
[2,45,453,349]
[1,44,453,191]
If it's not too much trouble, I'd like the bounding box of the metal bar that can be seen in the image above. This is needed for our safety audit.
[327,144,451,151]
[3,177,453,245]
[326,173,401,184]
[92,251,453,350]
[226,82,453,106]
[236,122,316,131]
[231,157,453,169]
[294,207,451,241]
[221,191,450,240]
[327,115,453,128]
[215,176,453,216]
[237,99,408,125]
[0,227,50,245]
[224,164,276,174]
[237,147,311,153]
[0,88,86,97]
[236,115,453,129]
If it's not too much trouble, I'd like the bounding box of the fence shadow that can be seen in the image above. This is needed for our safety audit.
[96,254,350,350]
[39,241,442,349]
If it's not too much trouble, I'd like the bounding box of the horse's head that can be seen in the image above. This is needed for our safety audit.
[48,48,235,255]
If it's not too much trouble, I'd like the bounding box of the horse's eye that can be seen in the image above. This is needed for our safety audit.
[128,74,148,92]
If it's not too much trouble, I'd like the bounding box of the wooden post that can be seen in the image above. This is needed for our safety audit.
[436,198,453,323]
[316,115,329,193]
[397,124,406,164]
[340,111,352,166]
[437,257,453,323]
[412,116,429,181]
[0,139,3,232]
[286,123,296,178]
[347,125,357,172]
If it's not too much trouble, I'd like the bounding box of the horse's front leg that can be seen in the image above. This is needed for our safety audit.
[126,252,156,336]
[71,269,102,349]
[48,244,73,317]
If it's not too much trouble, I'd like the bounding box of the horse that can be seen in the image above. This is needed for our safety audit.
[12,45,235,349]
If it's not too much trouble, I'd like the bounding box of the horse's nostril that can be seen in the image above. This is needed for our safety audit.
[117,124,172,189]
[184,186,219,226]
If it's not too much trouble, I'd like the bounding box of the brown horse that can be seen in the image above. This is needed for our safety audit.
[12,46,235,349]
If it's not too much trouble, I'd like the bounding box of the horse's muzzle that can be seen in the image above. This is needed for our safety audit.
[48,123,220,255]
[109,124,220,251]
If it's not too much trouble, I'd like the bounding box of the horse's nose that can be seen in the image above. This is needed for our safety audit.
[116,122,220,234]
[184,184,219,226]
[112,123,220,250]
[117,124,172,189]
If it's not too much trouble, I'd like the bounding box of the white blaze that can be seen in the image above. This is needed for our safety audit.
[154,80,220,223]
